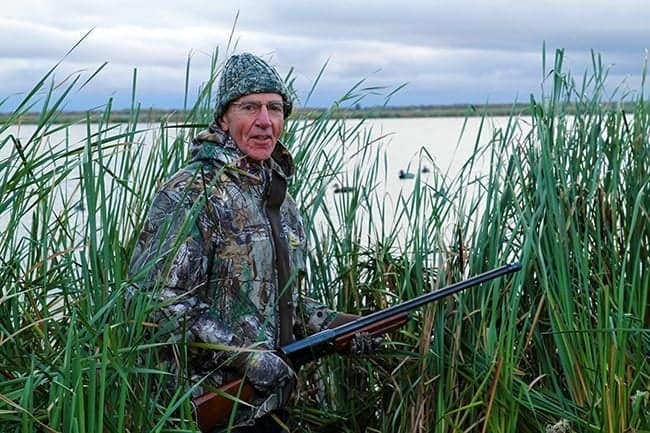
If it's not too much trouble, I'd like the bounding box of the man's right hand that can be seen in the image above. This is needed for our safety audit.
[244,351,297,396]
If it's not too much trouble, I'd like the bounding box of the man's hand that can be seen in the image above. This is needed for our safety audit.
[244,351,296,397]
[326,313,383,354]
[349,332,382,355]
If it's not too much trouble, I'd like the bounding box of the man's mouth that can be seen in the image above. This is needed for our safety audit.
[251,135,272,143]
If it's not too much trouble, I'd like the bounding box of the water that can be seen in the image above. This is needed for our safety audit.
[355,117,501,183]
[1,116,511,177]
[1,117,520,238]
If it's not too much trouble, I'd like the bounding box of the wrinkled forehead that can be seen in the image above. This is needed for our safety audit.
[233,92,284,103]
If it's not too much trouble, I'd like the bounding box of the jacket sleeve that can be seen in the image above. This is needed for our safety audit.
[128,188,248,371]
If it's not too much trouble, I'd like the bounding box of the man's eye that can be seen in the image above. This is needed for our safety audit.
[241,103,257,112]
[268,103,284,113]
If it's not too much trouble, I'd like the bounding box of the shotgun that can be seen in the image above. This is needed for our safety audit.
[192,261,521,431]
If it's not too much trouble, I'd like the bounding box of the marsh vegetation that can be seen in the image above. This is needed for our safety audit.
[0,47,648,432]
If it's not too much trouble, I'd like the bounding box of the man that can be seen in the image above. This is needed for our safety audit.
[129,53,372,432]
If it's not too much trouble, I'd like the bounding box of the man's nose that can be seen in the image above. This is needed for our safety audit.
[255,105,273,126]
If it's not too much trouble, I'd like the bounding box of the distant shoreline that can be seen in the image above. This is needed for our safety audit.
[299,103,532,119]
[0,102,634,124]
[0,103,529,124]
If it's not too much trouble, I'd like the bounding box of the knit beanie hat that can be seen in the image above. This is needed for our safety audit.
[213,53,293,120]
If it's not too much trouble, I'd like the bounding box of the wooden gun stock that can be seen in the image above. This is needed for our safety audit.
[191,378,256,432]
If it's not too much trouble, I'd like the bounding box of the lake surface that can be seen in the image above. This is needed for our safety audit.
[1,116,522,235]
[2,116,513,173]
[358,117,500,179]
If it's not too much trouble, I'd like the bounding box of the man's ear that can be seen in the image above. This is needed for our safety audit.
[217,115,229,131]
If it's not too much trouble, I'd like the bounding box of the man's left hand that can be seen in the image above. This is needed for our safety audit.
[349,332,382,355]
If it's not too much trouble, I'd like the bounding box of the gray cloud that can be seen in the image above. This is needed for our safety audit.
[1,0,648,110]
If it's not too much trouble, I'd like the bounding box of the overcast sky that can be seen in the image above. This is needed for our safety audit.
[2,0,648,111]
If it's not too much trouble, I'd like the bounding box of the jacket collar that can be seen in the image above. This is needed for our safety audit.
[189,121,295,179]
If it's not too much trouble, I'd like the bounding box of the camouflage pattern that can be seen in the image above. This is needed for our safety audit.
[128,123,337,426]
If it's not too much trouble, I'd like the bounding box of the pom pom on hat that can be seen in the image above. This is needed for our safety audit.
[214,53,293,120]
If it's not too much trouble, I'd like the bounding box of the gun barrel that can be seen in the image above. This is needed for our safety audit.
[281,261,521,364]
[332,261,521,337]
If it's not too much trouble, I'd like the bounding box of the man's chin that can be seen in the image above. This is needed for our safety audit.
[248,148,274,161]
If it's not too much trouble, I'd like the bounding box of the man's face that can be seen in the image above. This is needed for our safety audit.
[218,93,285,161]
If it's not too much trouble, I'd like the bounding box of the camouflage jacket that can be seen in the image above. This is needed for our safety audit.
[128,124,337,422]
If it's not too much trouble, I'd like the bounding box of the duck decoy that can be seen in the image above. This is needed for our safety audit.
[333,184,355,193]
